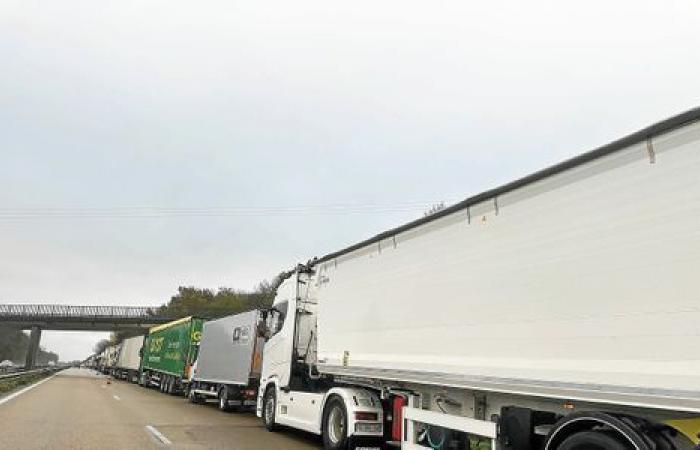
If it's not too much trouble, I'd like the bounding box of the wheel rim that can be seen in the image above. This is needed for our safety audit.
[265,395,274,424]
[327,405,345,444]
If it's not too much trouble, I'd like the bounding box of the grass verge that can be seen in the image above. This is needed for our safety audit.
[0,371,51,396]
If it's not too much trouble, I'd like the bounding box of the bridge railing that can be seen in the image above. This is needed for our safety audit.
[0,304,161,319]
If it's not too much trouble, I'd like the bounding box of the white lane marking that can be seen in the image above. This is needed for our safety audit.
[0,373,58,407]
[113,395,121,401]
[145,425,172,446]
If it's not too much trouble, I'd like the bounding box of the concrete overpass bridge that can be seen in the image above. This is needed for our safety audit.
[0,304,171,369]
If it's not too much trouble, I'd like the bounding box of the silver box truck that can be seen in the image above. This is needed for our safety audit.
[257,108,700,450]
[188,310,264,412]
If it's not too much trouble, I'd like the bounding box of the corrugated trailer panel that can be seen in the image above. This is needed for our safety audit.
[315,118,700,400]
[194,310,263,385]
[116,335,144,371]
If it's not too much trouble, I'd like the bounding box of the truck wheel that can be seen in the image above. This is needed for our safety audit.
[189,387,203,404]
[166,376,174,395]
[557,431,629,450]
[219,387,231,412]
[139,372,147,387]
[263,388,278,431]
[322,396,350,450]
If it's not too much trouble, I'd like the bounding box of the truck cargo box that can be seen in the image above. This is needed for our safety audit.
[312,113,700,411]
[194,310,263,385]
[142,316,204,378]
[115,335,144,371]
[105,344,120,369]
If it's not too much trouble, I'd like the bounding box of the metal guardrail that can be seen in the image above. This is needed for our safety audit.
[0,304,160,319]
[0,366,21,375]
[0,367,59,381]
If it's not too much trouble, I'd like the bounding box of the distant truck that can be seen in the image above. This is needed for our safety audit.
[99,344,120,375]
[257,108,700,450]
[187,310,265,412]
[113,335,144,383]
[139,316,204,394]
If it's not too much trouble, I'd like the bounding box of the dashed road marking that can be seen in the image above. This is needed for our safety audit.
[113,395,121,401]
[145,425,172,446]
[0,373,58,407]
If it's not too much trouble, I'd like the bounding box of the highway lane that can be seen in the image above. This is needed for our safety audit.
[0,368,323,449]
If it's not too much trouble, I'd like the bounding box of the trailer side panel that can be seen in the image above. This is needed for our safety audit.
[314,119,700,407]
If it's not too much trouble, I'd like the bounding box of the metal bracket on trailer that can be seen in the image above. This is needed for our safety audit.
[402,406,498,450]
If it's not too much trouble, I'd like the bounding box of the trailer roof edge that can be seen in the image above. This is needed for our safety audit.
[149,316,201,333]
[314,106,700,265]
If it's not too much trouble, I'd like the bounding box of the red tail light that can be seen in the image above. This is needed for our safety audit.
[392,396,406,441]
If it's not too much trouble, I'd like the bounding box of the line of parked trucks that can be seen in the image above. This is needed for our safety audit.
[89,311,264,412]
[88,108,700,450]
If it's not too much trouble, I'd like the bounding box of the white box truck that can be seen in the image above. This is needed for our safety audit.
[113,335,144,383]
[99,344,120,375]
[187,310,265,412]
[257,108,700,450]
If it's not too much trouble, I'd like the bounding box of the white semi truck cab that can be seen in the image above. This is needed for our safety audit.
[257,270,385,450]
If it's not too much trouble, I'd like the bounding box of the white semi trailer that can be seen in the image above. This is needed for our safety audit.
[113,335,144,383]
[99,344,120,375]
[257,108,700,450]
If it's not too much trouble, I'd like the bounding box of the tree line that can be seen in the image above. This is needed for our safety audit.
[93,277,280,354]
[0,327,59,366]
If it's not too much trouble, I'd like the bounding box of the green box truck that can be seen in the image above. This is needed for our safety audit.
[139,316,204,394]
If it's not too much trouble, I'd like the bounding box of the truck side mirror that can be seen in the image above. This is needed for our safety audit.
[257,311,271,340]
[257,321,272,340]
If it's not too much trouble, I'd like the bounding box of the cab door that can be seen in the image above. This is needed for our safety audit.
[260,276,297,388]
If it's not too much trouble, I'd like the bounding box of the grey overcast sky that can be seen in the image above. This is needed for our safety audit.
[2,1,700,361]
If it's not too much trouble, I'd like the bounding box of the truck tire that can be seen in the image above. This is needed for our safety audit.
[263,388,278,431]
[557,431,629,450]
[189,387,204,404]
[219,386,231,412]
[322,396,351,450]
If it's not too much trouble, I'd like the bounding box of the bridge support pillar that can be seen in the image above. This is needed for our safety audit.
[24,326,42,369]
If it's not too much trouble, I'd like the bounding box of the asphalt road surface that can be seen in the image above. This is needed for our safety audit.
[0,368,323,449]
